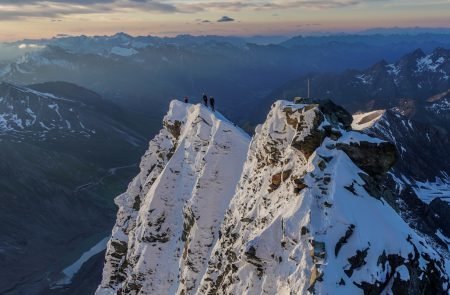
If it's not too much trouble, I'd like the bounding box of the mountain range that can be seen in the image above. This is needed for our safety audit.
[2,33,450,129]
[269,47,450,132]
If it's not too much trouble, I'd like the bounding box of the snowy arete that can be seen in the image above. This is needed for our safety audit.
[97,101,250,294]
[97,99,449,294]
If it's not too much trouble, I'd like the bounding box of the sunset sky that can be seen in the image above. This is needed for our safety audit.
[0,0,449,41]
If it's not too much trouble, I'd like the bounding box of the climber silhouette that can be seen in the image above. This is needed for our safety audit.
[184,96,189,103]
[210,96,215,112]
[203,93,208,107]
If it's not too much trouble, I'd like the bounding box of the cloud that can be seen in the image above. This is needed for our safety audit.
[175,0,378,12]
[0,0,390,21]
[0,0,178,20]
[217,16,235,22]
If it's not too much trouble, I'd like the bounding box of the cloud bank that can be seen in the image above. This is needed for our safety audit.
[0,0,389,20]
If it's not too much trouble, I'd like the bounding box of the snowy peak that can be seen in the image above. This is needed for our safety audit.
[97,101,250,294]
[1,46,77,78]
[415,48,450,74]
[386,47,450,84]
[198,100,447,294]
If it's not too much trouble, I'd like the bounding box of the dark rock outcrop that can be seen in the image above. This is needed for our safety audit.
[337,141,397,177]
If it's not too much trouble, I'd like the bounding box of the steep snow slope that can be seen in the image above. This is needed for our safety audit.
[97,101,250,294]
[198,101,448,294]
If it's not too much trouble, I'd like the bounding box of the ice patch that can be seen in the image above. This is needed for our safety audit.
[427,98,450,114]
[52,236,109,288]
[355,74,373,85]
[48,103,63,120]
[396,265,410,281]
[417,54,446,72]
[110,47,138,57]
[352,110,386,131]
[413,177,450,204]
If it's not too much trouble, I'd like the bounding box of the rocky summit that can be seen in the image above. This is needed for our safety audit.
[97,99,449,295]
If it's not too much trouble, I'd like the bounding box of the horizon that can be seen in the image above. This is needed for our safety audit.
[2,26,450,44]
[0,0,450,41]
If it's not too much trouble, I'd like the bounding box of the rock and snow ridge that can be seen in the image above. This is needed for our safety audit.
[97,101,250,294]
[99,100,449,294]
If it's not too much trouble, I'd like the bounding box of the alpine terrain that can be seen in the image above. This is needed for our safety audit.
[352,110,450,249]
[270,47,450,132]
[3,33,450,129]
[0,81,147,294]
[97,99,449,294]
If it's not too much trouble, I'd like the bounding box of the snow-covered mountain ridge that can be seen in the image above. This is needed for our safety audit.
[97,101,250,294]
[99,99,449,294]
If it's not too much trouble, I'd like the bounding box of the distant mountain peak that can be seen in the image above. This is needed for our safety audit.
[0,82,143,147]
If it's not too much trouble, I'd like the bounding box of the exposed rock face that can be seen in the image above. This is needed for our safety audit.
[99,100,449,295]
[336,141,397,177]
[96,101,250,294]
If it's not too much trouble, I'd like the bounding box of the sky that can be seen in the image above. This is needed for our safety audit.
[0,0,449,41]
